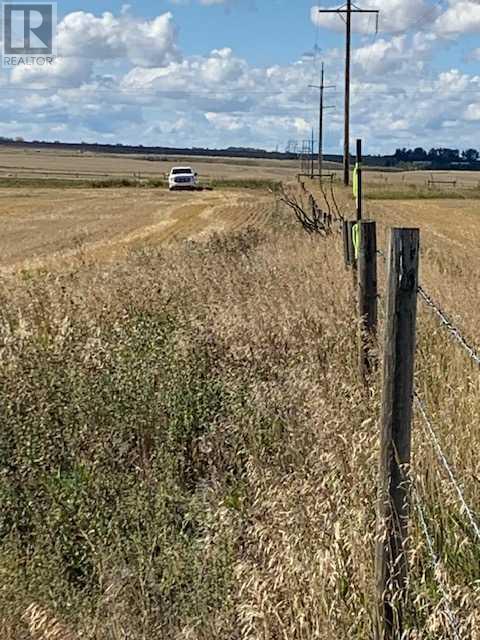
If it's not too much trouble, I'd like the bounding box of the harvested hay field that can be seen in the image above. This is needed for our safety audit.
[306,177,480,259]
[0,187,277,270]
[0,146,299,183]
[365,197,480,260]
[363,168,480,191]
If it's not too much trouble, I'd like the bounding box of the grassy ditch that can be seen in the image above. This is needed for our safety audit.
[1,218,479,639]
[0,176,282,191]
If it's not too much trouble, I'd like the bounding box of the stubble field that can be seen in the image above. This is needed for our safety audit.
[0,187,277,270]
[0,146,300,181]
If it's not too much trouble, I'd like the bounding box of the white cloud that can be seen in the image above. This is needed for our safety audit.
[353,31,437,75]
[311,0,437,35]
[435,69,472,96]
[200,48,246,83]
[205,112,244,130]
[120,48,254,109]
[58,10,180,67]
[464,103,480,120]
[11,57,94,89]
[434,1,480,35]
[9,10,180,90]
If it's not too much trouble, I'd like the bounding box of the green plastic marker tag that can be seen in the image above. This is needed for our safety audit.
[353,163,359,199]
[352,223,360,260]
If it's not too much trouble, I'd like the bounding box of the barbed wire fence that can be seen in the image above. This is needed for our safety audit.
[417,287,480,368]
[412,476,463,640]
[284,172,480,639]
[279,180,344,235]
[414,392,480,544]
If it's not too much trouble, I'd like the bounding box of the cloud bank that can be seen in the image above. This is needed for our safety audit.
[1,3,479,153]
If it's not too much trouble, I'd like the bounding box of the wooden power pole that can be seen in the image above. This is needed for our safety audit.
[309,63,335,183]
[317,2,379,186]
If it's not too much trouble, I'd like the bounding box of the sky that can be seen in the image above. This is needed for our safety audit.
[2,0,480,154]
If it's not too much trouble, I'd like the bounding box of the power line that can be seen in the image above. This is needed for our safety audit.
[359,11,379,72]
[309,62,335,182]
[387,0,445,37]
[317,1,379,186]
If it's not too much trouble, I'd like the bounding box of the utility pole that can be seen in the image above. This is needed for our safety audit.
[317,1,379,186]
[310,128,315,179]
[309,62,335,183]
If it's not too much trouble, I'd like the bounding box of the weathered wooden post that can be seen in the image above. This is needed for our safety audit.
[375,228,420,640]
[357,220,377,381]
[343,220,356,267]
[350,220,359,286]
[342,220,351,267]
[356,138,362,221]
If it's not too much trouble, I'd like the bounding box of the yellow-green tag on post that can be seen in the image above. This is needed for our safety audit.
[352,223,360,260]
[353,162,359,199]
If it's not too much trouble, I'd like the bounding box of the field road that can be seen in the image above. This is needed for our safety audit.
[0,187,275,270]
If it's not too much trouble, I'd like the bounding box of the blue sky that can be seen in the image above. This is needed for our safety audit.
[1,1,480,153]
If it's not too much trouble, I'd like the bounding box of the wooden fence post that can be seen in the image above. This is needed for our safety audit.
[375,227,420,640]
[357,220,377,381]
[349,220,358,287]
[356,138,362,221]
[343,219,358,268]
[343,220,352,266]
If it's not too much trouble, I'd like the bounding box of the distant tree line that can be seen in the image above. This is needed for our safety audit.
[394,147,480,165]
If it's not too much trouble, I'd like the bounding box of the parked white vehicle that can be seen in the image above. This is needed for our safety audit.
[168,166,198,190]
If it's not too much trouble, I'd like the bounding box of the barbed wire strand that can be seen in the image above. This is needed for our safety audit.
[414,392,480,544]
[412,479,463,640]
[373,248,479,366]
[417,286,480,367]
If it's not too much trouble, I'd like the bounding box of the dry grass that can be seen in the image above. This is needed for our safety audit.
[363,169,480,190]
[0,186,479,639]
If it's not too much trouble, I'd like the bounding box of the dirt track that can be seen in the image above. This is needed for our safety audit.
[0,187,275,270]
